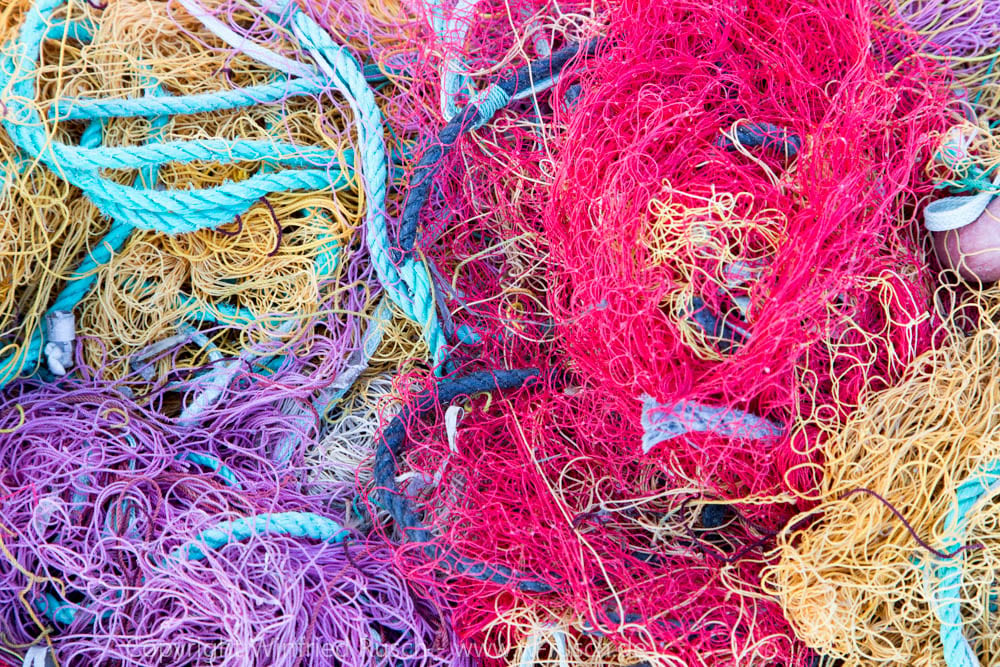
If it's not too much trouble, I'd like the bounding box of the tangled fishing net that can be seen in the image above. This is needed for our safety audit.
[0,0,446,391]
[355,0,984,664]
[0,363,472,666]
[0,0,996,665]
[383,371,809,666]
[763,286,1000,667]
[538,0,957,504]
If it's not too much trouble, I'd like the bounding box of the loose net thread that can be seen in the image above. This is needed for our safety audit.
[482,608,664,667]
[763,284,1000,667]
[888,0,1000,120]
[412,0,605,359]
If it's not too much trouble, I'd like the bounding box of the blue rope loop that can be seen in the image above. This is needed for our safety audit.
[397,38,603,254]
[272,1,449,369]
[372,367,561,593]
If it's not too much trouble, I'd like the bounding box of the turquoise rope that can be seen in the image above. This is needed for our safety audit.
[36,593,111,626]
[52,76,332,120]
[281,1,447,368]
[0,0,368,387]
[53,70,391,122]
[925,463,1000,667]
[40,512,346,624]
[48,138,349,172]
[175,452,241,488]
[0,0,351,235]
[167,512,348,562]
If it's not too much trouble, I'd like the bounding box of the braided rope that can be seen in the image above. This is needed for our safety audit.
[714,121,802,158]
[51,76,330,120]
[176,452,242,489]
[0,0,351,236]
[925,465,1000,667]
[168,512,349,562]
[640,395,783,454]
[285,7,448,368]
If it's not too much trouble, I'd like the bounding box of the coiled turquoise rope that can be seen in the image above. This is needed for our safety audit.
[0,0,449,379]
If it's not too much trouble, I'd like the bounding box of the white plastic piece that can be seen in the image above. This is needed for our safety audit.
[925,132,999,232]
[44,310,75,376]
[445,404,464,453]
[23,646,55,667]
[924,190,994,232]
[173,0,314,78]
[518,631,541,667]
[30,496,62,535]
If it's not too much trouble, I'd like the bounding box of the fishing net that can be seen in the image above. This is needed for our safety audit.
[0,358,473,666]
[540,0,955,503]
[357,0,975,665]
[889,0,1000,119]
[0,0,441,389]
[384,371,811,666]
[763,284,1000,667]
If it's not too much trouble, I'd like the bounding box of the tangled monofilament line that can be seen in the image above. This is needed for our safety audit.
[0,363,472,667]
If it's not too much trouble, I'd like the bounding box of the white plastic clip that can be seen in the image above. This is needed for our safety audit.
[23,646,56,667]
[43,310,75,376]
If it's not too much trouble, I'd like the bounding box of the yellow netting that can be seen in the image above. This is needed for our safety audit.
[764,283,1000,666]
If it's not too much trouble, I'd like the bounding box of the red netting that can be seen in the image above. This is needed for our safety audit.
[541,0,955,498]
[378,1,960,665]
[393,376,809,665]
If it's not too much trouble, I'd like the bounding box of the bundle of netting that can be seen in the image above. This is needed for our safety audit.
[0,0,447,388]
[888,0,1000,117]
[0,370,473,667]
[370,366,813,666]
[762,286,1000,667]
[539,0,957,505]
